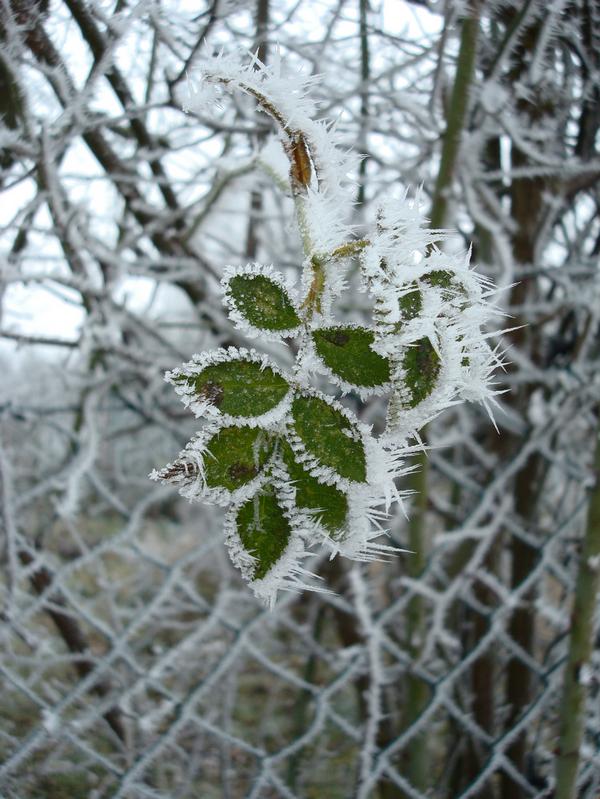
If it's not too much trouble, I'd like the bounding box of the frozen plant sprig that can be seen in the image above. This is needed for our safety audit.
[151,52,502,606]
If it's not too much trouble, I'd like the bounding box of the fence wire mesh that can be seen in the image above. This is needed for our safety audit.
[1,1,600,797]
[1,389,598,798]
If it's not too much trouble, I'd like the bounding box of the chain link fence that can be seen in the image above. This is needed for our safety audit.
[1,1,600,797]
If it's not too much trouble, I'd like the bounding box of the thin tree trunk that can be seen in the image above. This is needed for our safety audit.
[356,0,370,208]
[245,0,270,260]
[429,2,481,231]
[555,426,600,799]
[500,110,546,799]
[399,7,481,795]
[447,130,502,796]
[18,549,127,743]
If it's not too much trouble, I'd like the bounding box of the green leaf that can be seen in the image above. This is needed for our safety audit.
[312,326,390,388]
[226,274,301,331]
[204,427,274,491]
[280,440,348,535]
[402,337,441,407]
[184,359,289,417]
[375,285,422,335]
[236,486,292,580]
[424,269,453,289]
[395,284,422,329]
[291,395,367,483]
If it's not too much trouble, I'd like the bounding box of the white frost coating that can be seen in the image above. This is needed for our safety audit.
[271,451,350,549]
[41,709,60,735]
[302,188,355,256]
[327,491,404,563]
[165,346,294,427]
[528,388,548,427]
[285,389,408,559]
[479,80,510,115]
[294,256,349,330]
[588,555,600,572]
[221,263,303,340]
[256,136,290,190]
[385,330,461,441]
[579,663,593,687]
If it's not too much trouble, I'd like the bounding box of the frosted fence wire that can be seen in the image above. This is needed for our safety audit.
[1,0,600,796]
[0,394,596,797]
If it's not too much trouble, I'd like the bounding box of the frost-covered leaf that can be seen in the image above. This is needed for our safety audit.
[204,426,274,491]
[372,283,423,338]
[235,486,292,581]
[424,269,453,289]
[223,265,302,334]
[167,349,290,420]
[291,394,367,483]
[150,423,274,506]
[397,284,422,323]
[401,337,441,407]
[182,360,288,417]
[279,440,348,535]
[311,326,391,390]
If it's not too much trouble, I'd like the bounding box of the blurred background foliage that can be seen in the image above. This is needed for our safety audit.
[1,1,600,797]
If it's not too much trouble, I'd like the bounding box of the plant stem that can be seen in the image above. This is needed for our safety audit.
[555,428,600,799]
[356,0,370,208]
[400,5,481,793]
[287,603,325,791]
[402,455,430,792]
[245,0,270,259]
[430,2,481,231]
